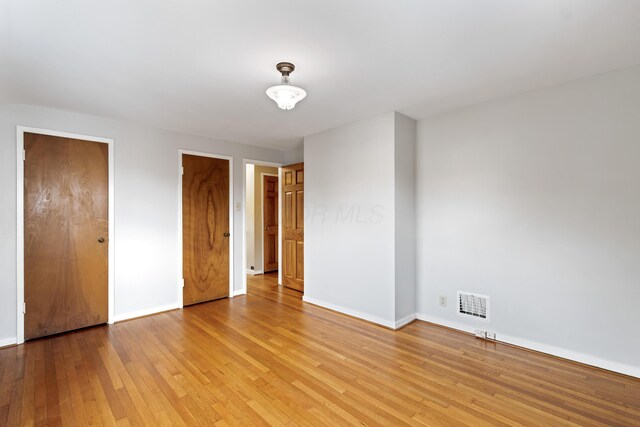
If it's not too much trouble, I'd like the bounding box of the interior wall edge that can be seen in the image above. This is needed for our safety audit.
[394,313,417,329]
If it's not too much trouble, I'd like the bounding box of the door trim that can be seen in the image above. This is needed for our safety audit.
[261,172,279,274]
[241,159,282,295]
[178,150,234,307]
[16,126,115,344]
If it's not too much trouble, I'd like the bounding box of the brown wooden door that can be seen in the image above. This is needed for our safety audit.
[263,175,278,273]
[182,154,230,305]
[282,163,304,292]
[24,132,109,340]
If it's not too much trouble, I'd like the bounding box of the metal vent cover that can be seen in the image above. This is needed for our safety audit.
[457,291,489,321]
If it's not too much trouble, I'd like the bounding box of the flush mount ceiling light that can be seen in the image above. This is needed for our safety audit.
[266,62,307,110]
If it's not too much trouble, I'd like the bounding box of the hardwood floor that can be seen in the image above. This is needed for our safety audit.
[1,273,639,426]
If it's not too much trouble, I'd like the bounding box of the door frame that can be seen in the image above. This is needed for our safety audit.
[241,159,282,294]
[261,172,279,274]
[178,150,234,307]
[16,126,115,344]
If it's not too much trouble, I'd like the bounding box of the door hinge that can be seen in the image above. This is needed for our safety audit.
[23,303,26,314]
[181,165,184,175]
[181,278,185,288]
[22,149,26,161]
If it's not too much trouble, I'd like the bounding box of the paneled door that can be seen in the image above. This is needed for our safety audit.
[282,163,304,292]
[24,132,109,340]
[182,154,230,305]
[263,175,279,273]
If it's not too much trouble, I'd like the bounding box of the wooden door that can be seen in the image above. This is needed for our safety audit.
[282,163,304,292]
[263,175,278,273]
[182,154,230,305]
[24,132,109,340]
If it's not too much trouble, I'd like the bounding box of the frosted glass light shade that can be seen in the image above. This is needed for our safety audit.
[266,84,307,110]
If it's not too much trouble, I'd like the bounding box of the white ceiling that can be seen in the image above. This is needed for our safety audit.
[1,0,639,150]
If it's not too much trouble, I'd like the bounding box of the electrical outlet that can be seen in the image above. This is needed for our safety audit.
[475,329,487,338]
[438,296,447,307]
[486,331,496,340]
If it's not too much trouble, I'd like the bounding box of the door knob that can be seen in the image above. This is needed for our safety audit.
[98,237,105,243]
[223,232,230,237]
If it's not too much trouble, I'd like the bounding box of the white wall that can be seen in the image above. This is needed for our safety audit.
[245,164,255,270]
[0,104,284,345]
[284,143,304,164]
[305,113,397,326]
[304,112,417,328]
[394,113,416,323]
[416,66,640,376]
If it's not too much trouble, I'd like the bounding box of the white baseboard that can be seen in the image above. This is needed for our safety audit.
[303,296,397,329]
[395,313,417,329]
[246,269,263,275]
[0,337,17,348]
[232,288,247,297]
[415,313,477,335]
[416,313,640,379]
[112,303,181,323]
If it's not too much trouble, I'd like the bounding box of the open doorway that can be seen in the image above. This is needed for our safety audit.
[262,174,279,273]
[243,160,282,293]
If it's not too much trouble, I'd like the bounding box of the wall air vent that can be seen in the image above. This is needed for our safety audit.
[457,291,489,321]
